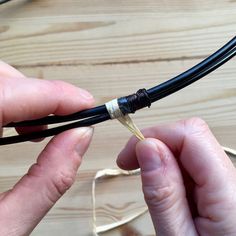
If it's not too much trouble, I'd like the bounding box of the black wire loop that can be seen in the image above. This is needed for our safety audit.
[0,36,235,145]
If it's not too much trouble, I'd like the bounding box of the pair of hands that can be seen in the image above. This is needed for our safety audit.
[1,61,236,236]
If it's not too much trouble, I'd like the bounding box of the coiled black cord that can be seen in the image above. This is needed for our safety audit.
[1,36,236,145]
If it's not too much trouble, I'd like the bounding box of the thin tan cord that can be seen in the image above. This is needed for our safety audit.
[92,169,147,235]
[105,99,145,141]
[223,146,236,156]
[91,100,147,235]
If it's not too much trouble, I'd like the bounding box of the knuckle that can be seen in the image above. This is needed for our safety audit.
[51,80,68,95]
[49,80,64,94]
[49,80,66,113]
[143,184,176,208]
[36,145,77,203]
[181,117,209,135]
[42,144,76,196]
[27,163,43,177]
[53,170,76,196]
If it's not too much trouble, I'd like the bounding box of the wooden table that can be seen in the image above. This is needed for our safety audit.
[0,1,235,235]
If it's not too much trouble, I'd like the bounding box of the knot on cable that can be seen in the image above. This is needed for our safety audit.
[118,88,151,115]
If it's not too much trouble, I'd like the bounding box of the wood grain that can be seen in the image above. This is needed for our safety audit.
[0,0,236,235]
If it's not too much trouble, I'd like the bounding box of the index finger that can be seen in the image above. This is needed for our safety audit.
[0,76,94,126]
[117,118,235,187]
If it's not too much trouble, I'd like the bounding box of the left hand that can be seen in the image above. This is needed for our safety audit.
[0,61,95,236]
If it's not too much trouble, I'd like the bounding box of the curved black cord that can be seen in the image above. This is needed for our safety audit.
[117,45,236,114]
[6,36,236,128]
[147,36,236,102]
[149,46,236,102]
[5,105,107,127]
[1,36,236,145]
[2,46,235,146]
[1,114,110,145]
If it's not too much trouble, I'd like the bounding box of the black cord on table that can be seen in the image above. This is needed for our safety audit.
[1,114,110,145]
[147,36,236,102]
[148,46,236,102]
[5,105,107,127]
[7,36,236,128]
[117,45,236,114]
[1,36,236,145]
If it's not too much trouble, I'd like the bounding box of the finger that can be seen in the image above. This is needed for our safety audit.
[136,138,197,235]
[0,127,93,236]
[0,77,94,125]
[0,62,46,132]
[117,118,235,188]
[117,135,140,170]
[0,61,25,79]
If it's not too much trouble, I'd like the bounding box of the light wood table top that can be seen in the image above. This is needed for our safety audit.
[0,1,235,235]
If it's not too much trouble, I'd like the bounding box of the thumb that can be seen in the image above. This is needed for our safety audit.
[0,127,93,236]
[136,138,197,236]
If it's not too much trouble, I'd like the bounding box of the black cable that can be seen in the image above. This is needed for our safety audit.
[149,46,236,102]
[147,36,236,102]
[0,114,110,145]
[2,46,235,146]
[0,0,12,4]
[1,36,236,145]
[6,36,236,128]
[6,105,107,127]
[118,45,236,114]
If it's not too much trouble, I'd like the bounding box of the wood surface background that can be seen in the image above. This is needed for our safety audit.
[0,0,235,235]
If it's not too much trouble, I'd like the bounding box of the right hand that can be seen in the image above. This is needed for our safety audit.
[117,118,236,236]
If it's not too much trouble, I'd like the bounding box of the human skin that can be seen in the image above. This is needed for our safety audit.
[1,61,236,236]
[117,118,236,236]
[0,61,95,236]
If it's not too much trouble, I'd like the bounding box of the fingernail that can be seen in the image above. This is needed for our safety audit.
[75,127,94,156]
[136,139,162,171]
[79,88,94,100]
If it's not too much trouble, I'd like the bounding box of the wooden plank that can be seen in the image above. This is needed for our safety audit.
[0,0,235,235]
[0,1,236,66]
